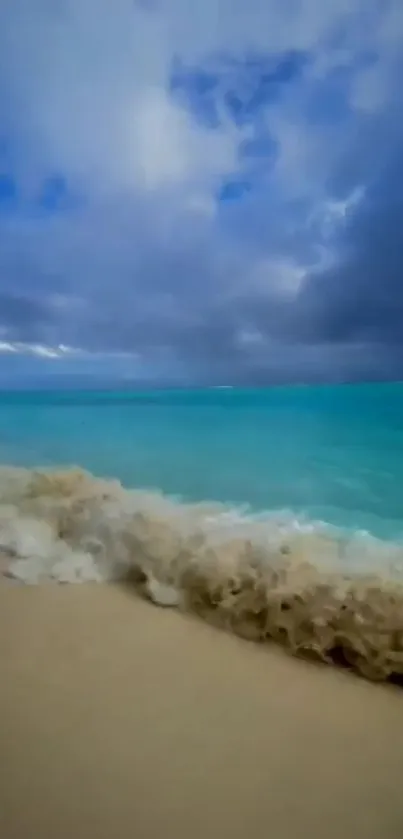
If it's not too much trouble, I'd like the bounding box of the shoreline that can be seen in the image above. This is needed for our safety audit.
[1,465,403,684]
[1,581,403,838]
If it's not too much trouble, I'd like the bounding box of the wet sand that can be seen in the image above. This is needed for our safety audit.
[0,582,402,839]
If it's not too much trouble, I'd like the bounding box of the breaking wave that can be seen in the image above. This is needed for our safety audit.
[1,465,403,682]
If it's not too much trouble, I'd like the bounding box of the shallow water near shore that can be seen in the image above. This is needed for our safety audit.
[1,382,403,538]
[1,383,403,681]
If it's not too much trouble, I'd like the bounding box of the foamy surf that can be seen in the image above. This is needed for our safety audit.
[1,464,403,682]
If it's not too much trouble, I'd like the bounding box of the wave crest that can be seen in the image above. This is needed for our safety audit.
[1,465,403,682]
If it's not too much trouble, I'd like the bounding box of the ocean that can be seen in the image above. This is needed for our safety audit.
[1,382,403,681]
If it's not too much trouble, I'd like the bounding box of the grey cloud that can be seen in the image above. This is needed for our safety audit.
[1,0,403,384]
[0,292,52,342]
[1,162,403,384]
[295,151,403,350]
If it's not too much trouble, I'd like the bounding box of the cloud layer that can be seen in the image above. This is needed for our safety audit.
[1,0,403,384]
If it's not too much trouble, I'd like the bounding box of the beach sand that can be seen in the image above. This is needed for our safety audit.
[1,582,403,839]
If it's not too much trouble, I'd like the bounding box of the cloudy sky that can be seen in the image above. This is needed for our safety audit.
[0,0,403,386]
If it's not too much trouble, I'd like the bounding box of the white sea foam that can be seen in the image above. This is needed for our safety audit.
[1,464,403,681]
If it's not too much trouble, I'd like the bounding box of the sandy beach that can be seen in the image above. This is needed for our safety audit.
[1,581,403,839]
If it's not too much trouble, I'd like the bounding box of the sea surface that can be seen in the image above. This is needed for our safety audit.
[0,382,403,539]
[1,382,403,681]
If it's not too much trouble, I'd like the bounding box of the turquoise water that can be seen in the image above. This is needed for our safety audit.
[1,382,403,540]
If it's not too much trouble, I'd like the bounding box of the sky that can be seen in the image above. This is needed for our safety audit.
[0,0,403,386]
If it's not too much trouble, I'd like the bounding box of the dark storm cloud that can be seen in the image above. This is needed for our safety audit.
[1,158,403,384]
[0,292,52,342]
[296,151,403,350]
